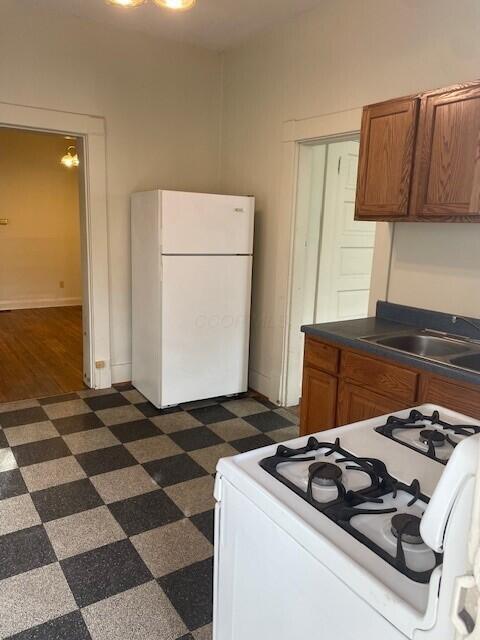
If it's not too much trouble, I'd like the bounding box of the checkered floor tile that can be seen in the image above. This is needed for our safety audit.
[0,386,298,639]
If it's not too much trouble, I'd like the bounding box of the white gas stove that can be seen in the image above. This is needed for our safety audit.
[213,404,480,640]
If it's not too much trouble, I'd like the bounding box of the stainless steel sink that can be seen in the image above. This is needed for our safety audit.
[360,330,480,371]
[450,353,480,373]
[369,334,470,357]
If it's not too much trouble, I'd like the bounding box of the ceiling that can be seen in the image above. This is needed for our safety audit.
[26,0,324,51]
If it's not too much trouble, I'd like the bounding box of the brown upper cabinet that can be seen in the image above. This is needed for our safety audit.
[356,97,418,220]
[355,80,480,222]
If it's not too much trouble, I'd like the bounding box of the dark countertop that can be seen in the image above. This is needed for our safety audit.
[301,302,480,387]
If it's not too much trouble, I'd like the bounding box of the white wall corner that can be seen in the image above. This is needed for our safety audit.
[111,362,132,385]
[248,368,271,400]
[368,222,395,315]
[282,120,297,143]
[216,52,226,191]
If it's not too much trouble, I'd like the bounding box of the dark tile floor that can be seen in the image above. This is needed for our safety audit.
[0,385,298,639]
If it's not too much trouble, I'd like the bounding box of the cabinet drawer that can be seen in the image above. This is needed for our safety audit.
[340,351,418,402]
[420,376,480,420]
[304,337,339,374]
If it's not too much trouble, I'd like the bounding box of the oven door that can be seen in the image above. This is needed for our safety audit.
[213,476,406,640]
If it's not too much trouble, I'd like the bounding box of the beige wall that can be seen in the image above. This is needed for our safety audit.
[3,1,478,393]
[219,0,480,401]
[0,128,81,309]
[0,1,222,382]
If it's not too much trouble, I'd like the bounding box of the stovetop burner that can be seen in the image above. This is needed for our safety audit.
[259,436,443,584]
[391,513,423,545]
[419,429,446,447]
[309,461,342,486]
[375,409,480,464]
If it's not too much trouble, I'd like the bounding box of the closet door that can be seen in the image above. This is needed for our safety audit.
[410,82,480,220]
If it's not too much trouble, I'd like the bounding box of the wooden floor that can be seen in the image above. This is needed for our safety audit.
[0,306,84,403]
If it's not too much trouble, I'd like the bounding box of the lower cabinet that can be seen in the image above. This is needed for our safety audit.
[299,335,480,436]
[337,381,407,426]
[419,375,480,419]
[300,366,337,435]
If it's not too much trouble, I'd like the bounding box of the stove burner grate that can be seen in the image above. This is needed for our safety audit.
[375,409,480,464]
[259,437,442,584]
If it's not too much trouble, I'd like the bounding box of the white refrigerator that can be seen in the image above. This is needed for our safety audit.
[131,190,255,408]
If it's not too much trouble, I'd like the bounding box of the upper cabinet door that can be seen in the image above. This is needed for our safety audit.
[410,83,480,220]
[355,97,419,220]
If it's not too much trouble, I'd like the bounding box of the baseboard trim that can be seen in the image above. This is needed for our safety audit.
[112,364,269,395]
[111,362,132,385]
[248,368,270,400]
[0,297,82,311]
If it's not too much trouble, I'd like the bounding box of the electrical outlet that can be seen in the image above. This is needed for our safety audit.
[59,281,65,289]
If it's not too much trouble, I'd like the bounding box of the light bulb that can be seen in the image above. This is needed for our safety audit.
[153,0,196,10]
[106,0,146,8]
[61,147,80,169]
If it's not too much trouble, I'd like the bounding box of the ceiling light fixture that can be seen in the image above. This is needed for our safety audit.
[153,0,196,9]
[61,146,80,169]
[106,0,146,7]
[106,0,196,10]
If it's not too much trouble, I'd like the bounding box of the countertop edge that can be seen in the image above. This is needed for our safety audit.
[302,323,480,388]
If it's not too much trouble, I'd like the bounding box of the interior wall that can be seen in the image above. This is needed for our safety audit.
[0,0,222,382]
[219,0,480,401]
[0,128,81,309]
[388,224,480,317]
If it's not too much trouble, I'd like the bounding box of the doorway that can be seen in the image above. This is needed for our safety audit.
[284,136,376,407]
[0,127,85,401]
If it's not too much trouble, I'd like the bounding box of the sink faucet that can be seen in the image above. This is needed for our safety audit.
[452,315,480,335]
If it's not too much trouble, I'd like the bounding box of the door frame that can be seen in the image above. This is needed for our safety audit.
[0,102,112,389]
[274,109,394,407]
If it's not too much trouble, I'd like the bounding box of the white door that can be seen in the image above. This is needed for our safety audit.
[284,138,376,407]
[161,191,254,255]
[315,140,376,322]
[284,144,326,407]
[161,255,252,407]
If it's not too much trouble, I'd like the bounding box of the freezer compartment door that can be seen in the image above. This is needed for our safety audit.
[161,191,254,255]
[161,255,252,407]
